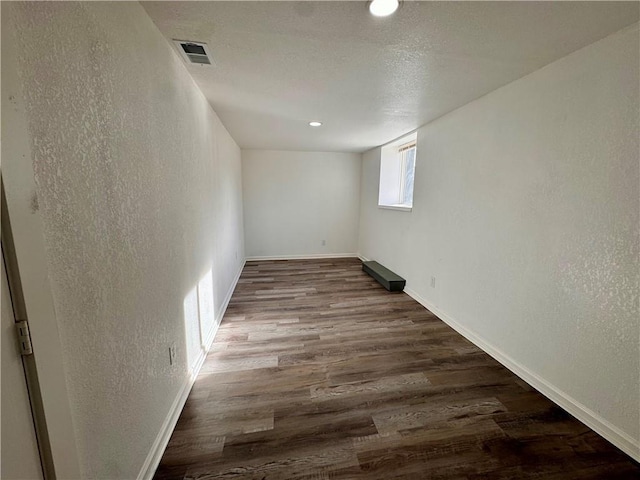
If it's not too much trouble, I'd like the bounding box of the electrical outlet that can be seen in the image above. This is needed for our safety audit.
[321,240,326,246]
[431,276,436,288]
[169,344,176,365]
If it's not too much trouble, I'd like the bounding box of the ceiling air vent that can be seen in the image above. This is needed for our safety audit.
[173,40,213,66]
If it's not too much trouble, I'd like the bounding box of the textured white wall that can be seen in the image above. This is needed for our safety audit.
[359,24,639,455]
[242,150,361,258]
[3,2,244,478]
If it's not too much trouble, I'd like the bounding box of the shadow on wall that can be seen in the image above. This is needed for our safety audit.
[182,268,217,379]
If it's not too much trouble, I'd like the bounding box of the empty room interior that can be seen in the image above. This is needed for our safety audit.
[1,1,639,479]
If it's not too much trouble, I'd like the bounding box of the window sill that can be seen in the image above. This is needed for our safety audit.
[378,204,412,212]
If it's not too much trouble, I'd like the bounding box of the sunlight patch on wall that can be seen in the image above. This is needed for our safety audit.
[197,269,216,347]
[182,286,202,374]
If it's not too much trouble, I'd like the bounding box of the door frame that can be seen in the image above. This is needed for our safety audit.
[2,203,47,479]
[2,6,81,477]
[1,178,81,480]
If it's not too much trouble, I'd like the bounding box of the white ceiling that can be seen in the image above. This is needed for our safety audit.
[142,1,639,153]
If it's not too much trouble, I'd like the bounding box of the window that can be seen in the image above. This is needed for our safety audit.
[378,132,417,211]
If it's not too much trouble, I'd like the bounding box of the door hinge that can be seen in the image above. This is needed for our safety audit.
[16,320,33,355]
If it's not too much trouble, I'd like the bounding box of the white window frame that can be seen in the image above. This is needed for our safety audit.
[378,132,417,212]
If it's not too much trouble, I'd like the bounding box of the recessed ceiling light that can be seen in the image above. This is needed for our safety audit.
[309,121,322,127]
[369,0,399,17]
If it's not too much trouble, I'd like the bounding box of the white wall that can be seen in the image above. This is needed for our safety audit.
[242,150,361,259]
[359,24,639,459]
[2,2,244,479]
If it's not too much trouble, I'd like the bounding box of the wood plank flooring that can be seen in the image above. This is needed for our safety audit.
[154,258,639,479]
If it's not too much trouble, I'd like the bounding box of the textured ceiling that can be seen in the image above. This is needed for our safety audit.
[142,1,639,153]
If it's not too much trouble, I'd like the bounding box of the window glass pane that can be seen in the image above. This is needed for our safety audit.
[402,147,416,206]
[378,133,417,209]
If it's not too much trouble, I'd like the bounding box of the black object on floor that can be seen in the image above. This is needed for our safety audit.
[362,260,406,292]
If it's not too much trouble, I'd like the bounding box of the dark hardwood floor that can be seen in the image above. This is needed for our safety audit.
[154,258,639,479]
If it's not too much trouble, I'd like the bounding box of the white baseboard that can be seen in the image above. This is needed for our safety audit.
[213,260,245,340]
[137,260,246,480]
[357,253,369,262]
[200,262,244,355]
[403,286,640,462]
[246,253,358,261]
[136,374,192,480]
